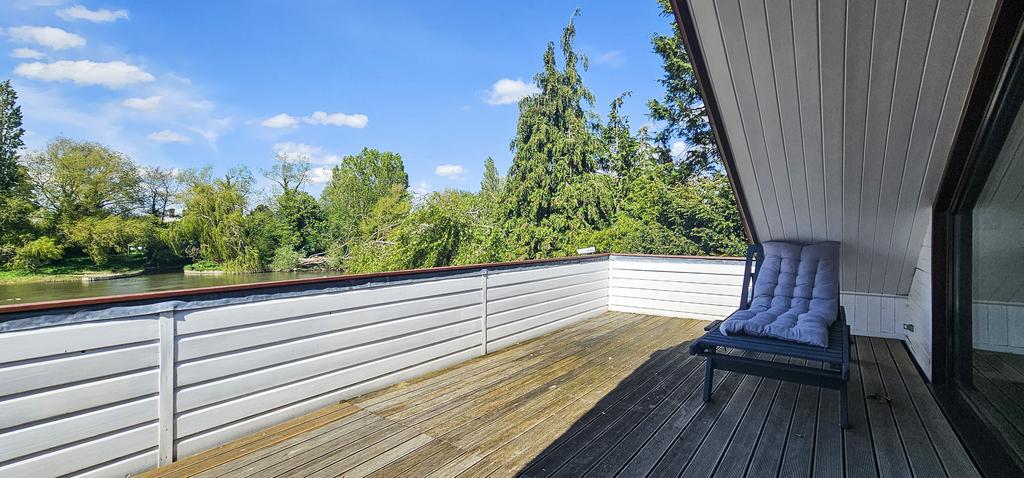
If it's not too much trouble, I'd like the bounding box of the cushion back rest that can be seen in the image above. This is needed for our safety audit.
[749,241,840,323]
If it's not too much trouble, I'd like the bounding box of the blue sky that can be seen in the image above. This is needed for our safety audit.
[1,1,673,196]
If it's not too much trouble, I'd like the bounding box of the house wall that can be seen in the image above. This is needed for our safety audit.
[906,221,934,378]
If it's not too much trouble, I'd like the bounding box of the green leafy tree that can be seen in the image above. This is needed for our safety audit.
[501,10,607,258]
[0,80,26,195]
[321,148,408,244]
[168,168,253,268]
[63,215,159,266]
[25,137,142,228]
[648,0,718,179]
[346,189,489,273]
[11,236,62,271]
[480,157,502,202]
[274,190,326,254]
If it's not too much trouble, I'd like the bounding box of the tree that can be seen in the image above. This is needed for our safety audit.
[25,137,142,228]
[167,168,250,267]
[63,215,158,266]
[647,0,718,180]
[0,80,25,195]
[501,10,607,258]
[274,190,326,254]
[140,166,179,220]
[264,152,311,194]
[480,157,502,202]
[321,148,408,244]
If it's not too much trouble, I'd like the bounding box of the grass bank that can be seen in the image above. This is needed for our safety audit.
[0,255,147,285]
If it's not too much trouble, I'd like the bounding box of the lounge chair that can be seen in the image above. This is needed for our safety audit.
[688,242,851,428]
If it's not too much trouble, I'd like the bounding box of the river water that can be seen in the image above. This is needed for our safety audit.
[0,271,335,305]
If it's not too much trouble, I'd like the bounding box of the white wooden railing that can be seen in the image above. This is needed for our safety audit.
[8,253,942,477]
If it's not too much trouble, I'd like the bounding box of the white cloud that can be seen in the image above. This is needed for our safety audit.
[260,113,299,128]
[57,5,129,22]
[10,48,44,59]
[304,111,368,128]
[434,164,466,179]
[122,95,161,111]
[188,117,232,148]
[147,130,191,144]
[15,60,154,88]
[272,142,341,165]
[670,141,688,157]
[411,181,432,196]
[309,167,333,184]
[485,78,539,105]
[593,50,625,67]
[4,26,85,50]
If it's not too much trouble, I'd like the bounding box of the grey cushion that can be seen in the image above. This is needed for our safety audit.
[720,241,840,347]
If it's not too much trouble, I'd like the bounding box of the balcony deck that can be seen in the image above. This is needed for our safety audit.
[141,312,978,477]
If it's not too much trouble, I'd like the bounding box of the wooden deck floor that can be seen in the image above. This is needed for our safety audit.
[141,312,979,477]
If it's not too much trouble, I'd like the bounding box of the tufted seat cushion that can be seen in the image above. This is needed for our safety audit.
[720,241,840,347]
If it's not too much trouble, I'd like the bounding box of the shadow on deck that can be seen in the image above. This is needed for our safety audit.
[140,312,978,478]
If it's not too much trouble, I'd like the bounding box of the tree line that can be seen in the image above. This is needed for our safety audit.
[0,3,745,276]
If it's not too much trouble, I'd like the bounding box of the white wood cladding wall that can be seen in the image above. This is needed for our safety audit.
[0,259,607,477]
[0,255,924,476]
[685,0,997,296]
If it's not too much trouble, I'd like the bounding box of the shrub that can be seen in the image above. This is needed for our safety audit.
[12,237,63,271]
[269,246,303,272]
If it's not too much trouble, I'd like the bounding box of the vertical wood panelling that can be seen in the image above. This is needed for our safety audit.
[686,0,998,296]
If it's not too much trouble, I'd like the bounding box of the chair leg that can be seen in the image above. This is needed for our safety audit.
[840,382,849,429]
[703,357,714,402]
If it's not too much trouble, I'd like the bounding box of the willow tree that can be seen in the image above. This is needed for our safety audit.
[501,10,611,258]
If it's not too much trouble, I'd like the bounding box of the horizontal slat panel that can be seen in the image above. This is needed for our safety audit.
[0,317,157,364]
[611,287,739,308]
[75,449,158,478]
[177,290,480,361]
[487,261,606,287]
[176,318,482,411]
[488,287,608,328]
[177,276,481,334]
[0,342,158,396]
[0,368,157,430]
[488,269,606,301]
[177,304,481,387]
[610,278,742,297]
[610,269,743,286]
[0,396,156,463]
[175,334,480,438]
[0,423,157,478]
[609,257,745,275]
[487,278,606,315]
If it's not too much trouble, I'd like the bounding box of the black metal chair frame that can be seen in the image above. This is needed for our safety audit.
[687,244,851,428]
